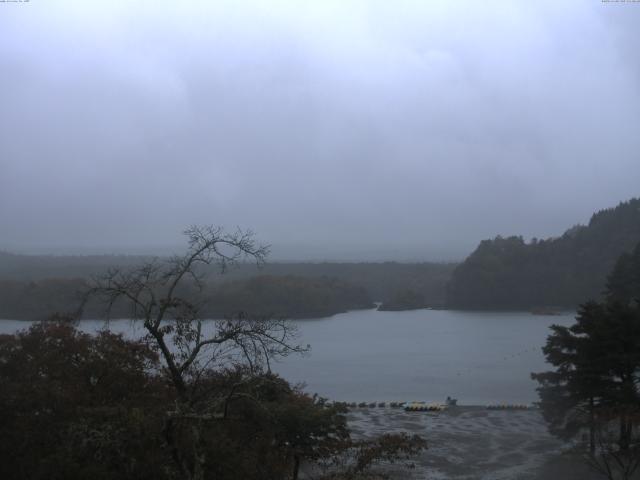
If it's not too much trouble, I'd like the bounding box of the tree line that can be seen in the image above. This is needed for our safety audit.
[0,252,454,319]
[0,275,373,321]
[448,198,640,309]
[3,197,639,314]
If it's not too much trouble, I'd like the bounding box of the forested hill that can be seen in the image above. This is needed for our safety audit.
[0,253,454,319]
[447,198,640,309]
[0,275,374,321]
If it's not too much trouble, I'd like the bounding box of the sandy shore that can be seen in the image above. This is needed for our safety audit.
[345,406,602,480]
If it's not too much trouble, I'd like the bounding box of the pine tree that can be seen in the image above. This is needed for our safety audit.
[532,243,640,454]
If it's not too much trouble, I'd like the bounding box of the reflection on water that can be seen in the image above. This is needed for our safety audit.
[0,308,574,404]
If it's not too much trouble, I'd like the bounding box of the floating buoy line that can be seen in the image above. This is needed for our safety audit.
[325,401,535,411]
[486,404,532,410]
[404,402,447,412]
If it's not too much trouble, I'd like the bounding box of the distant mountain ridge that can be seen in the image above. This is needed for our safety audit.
[447,198,640,309]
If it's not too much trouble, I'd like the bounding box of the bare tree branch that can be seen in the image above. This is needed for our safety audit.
[84,226,303,480]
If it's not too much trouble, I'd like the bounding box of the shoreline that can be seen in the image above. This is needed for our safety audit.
[344,406,600,479]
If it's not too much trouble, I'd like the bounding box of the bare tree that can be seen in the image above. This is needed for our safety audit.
[85,225,308,480]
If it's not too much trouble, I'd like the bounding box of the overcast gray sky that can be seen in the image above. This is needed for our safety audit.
[1,0,639,261]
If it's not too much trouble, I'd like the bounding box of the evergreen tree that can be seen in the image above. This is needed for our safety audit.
[607,241,640,306]
[449,198,640,309]
[531,301,610,452]
[532,244,640,456]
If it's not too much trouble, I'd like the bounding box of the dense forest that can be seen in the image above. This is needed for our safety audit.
[223,262,455,308]
[205,275,373,319]
[447,198,640,310]
[377,288,431,311]
[0,253,453,320]
[0,275,373,321]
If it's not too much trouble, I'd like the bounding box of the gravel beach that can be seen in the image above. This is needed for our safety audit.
[344,406,602,480]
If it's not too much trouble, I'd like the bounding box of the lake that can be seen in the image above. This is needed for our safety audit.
[0,308,574,405]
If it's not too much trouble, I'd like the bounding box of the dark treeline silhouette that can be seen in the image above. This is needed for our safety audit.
[206,275,373,318]
[0,254,454,319]
[448,198,640,310]
[0,278,87,321]
[0,275,373,321]
[228,262,455,309]
[0,250,153,280]
[377,288,430,311]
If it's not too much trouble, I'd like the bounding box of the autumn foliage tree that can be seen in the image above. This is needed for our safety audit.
[0,318,170,480]
[0,318,355,480]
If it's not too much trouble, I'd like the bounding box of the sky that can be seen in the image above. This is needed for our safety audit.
[1,0,639,261]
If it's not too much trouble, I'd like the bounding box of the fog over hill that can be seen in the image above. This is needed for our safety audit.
[2,1,640,261]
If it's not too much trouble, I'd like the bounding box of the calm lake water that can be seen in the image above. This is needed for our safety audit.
[0,308,574,405]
